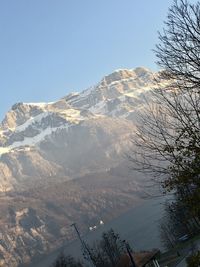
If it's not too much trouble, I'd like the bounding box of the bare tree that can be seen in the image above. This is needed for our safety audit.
[52,253,83,267]
[155,0,200,89]
[130,0,200,221]
[52,230,129,267]
[88,229,128,267]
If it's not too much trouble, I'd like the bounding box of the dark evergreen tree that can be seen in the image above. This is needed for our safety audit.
[160,197,199,249]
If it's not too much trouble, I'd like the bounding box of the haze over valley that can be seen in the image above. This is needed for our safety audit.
[0,68,163,267]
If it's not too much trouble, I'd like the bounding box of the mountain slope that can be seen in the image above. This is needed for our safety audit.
[0,67,159,192]
[0,67,163,267]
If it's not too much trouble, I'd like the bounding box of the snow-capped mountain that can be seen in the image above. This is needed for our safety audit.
[0,67,159,192]
[0,67,164,267]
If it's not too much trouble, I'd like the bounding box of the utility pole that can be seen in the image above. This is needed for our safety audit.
[71,223,95,267]
[123,240,137,267]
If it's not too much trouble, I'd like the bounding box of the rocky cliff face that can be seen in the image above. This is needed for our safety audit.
[0,68,162,267]
[0,67,158,193]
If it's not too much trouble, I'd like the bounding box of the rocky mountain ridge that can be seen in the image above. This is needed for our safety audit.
[0,67,163,267]
[0,67,159,192]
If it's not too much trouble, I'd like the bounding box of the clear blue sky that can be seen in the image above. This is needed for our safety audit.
[0,0,175,120]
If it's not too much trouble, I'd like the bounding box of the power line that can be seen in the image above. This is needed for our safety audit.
[71,223,95,267]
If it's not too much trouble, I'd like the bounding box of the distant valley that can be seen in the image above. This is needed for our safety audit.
[0,68,163,267]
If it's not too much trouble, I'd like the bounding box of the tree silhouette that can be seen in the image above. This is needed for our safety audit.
[130,0,200,225]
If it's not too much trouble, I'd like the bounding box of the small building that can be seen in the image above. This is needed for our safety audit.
[116,249,160,267]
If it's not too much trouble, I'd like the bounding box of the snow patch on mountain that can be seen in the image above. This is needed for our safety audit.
[15,112,51,133]
[0,124,70,156]
[0,67,162,157]
[23,102,56,107]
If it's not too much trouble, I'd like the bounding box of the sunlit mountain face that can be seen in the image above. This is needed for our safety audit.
[0,68,163,267]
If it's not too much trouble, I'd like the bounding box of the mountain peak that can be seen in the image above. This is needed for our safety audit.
[1,66,157,133]
[100,67,153,86]
[134,66,151,75]
[101,69,134,86]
